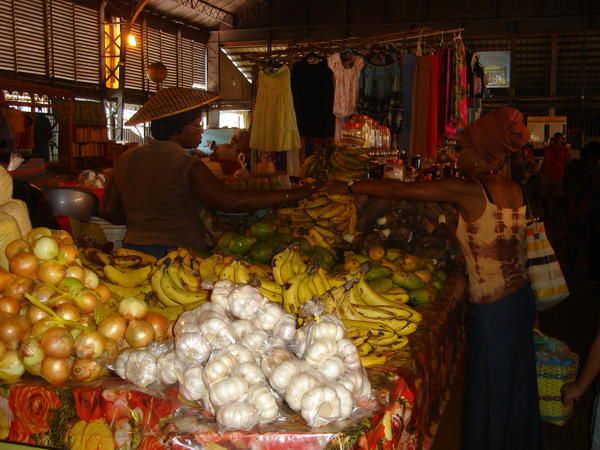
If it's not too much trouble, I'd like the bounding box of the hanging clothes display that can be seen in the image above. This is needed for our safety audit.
[401,52,416,152]
[291,57,335,138]
[451,37,468,132]
[426,53,442,160]
[328,52,364,140]
[357,58,403,132]
[439,47,453,143]
[250,65,301,176]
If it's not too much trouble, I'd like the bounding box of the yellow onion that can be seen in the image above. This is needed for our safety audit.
[97,315,126,341]
[37,260,66,286]
[125,320,154,348]
[145,312,168,342]
[0,296,21,315]
[4,277,34,300]
[20,337,45,367]
[72,358,104,382]
[27,305,50,324]
[40,327,74,359]
[74,331,105,359]
[9,253,38,279]
[41,356,72,385]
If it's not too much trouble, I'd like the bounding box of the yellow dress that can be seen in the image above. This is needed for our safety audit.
[250,66,301,153]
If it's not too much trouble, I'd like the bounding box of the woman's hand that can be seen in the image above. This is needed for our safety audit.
[325,180,350,196]
[561,381,586,406]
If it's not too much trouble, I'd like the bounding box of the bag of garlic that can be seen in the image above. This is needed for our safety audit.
[109,280,373,431]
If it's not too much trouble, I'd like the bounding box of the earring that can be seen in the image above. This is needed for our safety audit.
[474,161,479,167]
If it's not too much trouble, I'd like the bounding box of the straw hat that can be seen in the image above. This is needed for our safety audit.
[125,87,219,125]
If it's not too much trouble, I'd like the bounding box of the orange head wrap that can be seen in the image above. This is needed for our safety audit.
[459,107,531,164]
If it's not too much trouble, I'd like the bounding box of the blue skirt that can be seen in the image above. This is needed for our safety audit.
[462,285,542,450]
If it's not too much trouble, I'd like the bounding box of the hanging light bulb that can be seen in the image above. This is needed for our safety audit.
[127,33,137,47]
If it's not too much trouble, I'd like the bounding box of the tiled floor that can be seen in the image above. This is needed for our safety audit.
[431,220,600,450]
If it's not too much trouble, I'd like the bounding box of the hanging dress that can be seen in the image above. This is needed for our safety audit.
[328,53,364,140]
[250,65,301,176]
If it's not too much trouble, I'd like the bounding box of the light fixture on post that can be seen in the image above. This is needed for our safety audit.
[127,33,137,48]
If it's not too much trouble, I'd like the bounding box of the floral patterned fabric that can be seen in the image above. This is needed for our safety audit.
[0,274,466,450]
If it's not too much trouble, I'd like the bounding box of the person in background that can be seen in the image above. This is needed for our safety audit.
[562,321,600,449]
[216,130,251,162]
[101,88,318,258]
[562,141,600,279]
[327,107,540,450]
[539,132,570,221]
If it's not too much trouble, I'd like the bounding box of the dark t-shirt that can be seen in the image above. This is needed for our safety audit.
[291,59,335,138]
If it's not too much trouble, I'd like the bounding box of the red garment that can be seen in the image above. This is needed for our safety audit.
[426,54,442,159]
[541,145,570,181]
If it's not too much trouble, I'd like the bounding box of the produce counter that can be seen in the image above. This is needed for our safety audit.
[0,272,466,450]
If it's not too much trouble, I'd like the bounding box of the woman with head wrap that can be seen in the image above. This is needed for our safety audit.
[327,107,541,450]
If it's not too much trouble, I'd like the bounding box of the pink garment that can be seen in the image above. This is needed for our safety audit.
[452,37,468,131]
[328,53,364,118]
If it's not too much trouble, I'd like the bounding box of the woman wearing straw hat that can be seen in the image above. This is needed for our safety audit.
[327,107,541,450]
[101,88,318,258]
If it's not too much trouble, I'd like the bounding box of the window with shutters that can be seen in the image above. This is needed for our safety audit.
[14,0,46,75]
[161,31,178,88]
[0,1,16,71]
[74,3,100,83]
[125,23,144,91]
[180,37,207,90]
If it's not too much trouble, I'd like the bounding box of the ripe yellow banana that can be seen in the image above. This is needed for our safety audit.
[151,269,179,307]
[219,263,236,282]
[360,352,388,367]
[282,273,305,315]
[232,261,250,284]
[104,282,153,300]
[272,248,291,285]
[113,247,157,266]
[326,194,354,204]
[160,268,208,305]
[199,255,221,284]
[259,286,283,304]
[104,265,152,288]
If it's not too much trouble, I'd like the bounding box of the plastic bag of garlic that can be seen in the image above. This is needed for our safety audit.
[110,280,373,430]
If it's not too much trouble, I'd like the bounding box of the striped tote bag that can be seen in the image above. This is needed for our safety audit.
[526,218,569,311]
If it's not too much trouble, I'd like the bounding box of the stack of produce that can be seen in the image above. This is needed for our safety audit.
[274,194,357,250]
[300,154,328,181]
[0,229,169,385]
[328,145,370,182]
[0,166,32,269]
[113,281,372,430]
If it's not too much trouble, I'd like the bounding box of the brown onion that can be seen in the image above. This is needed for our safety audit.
[0,296,21,315]
[27,305,50,324]
[41,327,74,358]
[118,297,148,320]
[9,253,38,279]
[73,290,98,314]
[0,316,25,349]
[72,358,104,382]
[20,337,45,367]
[95,283,111,303]
[37,261,66,286]
[145,312,168,342]
[65,266,85,282]
[57,244,78,264]
[57,277,84,293]
[27,227,52,244]
[32,284,56,304]
[55,304,81,322]
[0,340,7,360]
[52,230,74,245]
[74,331,105,359]
[125,320,154,348]
[97,315,126,341]
[41,356,72,385]
[0,268,15,293]
[83,268,99,289]
[31,317,58,338]
[5,239,29,261]
[78,315,95,329]
[33,237,59,260]
[4,277,34,301]
[103,338,118,361]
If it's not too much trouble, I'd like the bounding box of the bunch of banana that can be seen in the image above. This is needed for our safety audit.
[328,146,369,182]
[198,254,227,287]
[300,154,327,180]
[281,267,341,315]
[255,278,283,304]
[151,249,208,308]
[272,247,307,285]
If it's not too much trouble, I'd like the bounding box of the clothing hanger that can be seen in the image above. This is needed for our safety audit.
[306,51,322,65]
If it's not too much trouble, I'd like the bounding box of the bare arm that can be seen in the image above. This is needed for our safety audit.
[189,161,317,213]
[100,171,126,225]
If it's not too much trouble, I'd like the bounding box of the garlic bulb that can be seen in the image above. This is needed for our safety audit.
[124,350,157,388]
[292,328,308,358]
[254,303,283,331]
[318,356,345,381]
[203,353,238,386]
[179,366,207,401]
[157,350,185,385]
[333,383,354,419]
[305,339,338,367]
[173,311,200,337]
[236,362,265,386]
[196,302,228,323]
[337,369,371,400]
[209,376,249,406]
[301,385,341,427]
[312,320,345,342]
[336,339,361,370]
[285,371,320,411]
[228,285,266,320]
[216,401,258,430]
[248,384,279,423]
[272,313,296,342]
[260,348,293,377]
[198,317,235,349]
[224,344,255,365]
[241,329,269,355]
[268,359,304,394]
[113,349,133,379]
[175,332,212,365]
[211,280,235,311]
[231,320,257,340]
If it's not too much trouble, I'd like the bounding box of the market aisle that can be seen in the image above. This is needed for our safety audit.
[432,220,599,450]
